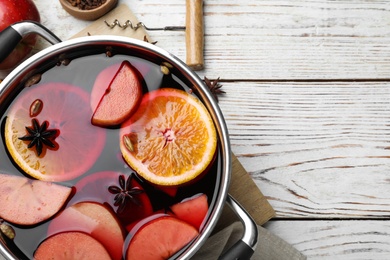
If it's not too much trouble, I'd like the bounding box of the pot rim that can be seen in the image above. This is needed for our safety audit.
[0,35,232,259]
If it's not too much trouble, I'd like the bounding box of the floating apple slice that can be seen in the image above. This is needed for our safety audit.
[47,202,124,260]
[125,215,199,259]
[34,232,111,260]
[90,63,121,111]
[0,173,71,225]
[170,193,208,231]
[91,61,143,127]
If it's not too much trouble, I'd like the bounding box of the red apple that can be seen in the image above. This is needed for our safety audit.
[0,0,40,70]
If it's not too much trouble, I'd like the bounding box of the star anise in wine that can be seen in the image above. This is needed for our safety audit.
[203,77,225,102]
[18,118,58,156]
[108,174,144,214]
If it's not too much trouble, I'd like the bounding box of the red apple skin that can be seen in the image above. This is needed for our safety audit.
[0,0,40,70]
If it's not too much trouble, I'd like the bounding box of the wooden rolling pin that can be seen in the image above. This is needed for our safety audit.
[186,0,204,71]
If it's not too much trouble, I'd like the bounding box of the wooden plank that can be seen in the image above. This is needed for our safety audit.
[127,0,390,80]
[217,81,390,218]
[33,0,390,80]
[264,220,390,259]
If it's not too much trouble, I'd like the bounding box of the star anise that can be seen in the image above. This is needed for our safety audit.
[108,174,144,214]
[18,118,58,156]
[203,77,225,102]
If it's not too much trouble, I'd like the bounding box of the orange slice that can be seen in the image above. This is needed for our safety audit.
[5,82,106,182]
[120,88,217,186]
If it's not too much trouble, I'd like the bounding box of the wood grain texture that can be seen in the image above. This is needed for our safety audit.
[218,81,390,218]
[32,0,390,80]
[127,0,390,80]
[264,220,390,259]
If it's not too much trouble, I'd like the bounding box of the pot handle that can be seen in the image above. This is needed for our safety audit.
[218,194,258,260]
[0,21,61,63]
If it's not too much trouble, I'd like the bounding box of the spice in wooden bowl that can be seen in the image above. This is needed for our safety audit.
[59,0,118,21]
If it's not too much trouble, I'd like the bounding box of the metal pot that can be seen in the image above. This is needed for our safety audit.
[0,21,257,260]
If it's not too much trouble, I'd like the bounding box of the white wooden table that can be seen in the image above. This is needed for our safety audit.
[17,0,390,259]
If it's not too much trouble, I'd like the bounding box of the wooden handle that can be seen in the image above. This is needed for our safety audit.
[186,0,204,71]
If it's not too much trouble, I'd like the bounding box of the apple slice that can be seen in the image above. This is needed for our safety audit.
[91,61,143,127]
[34,232,111,260]
[0,173,71,225]
[170,193,208,230]
[47,202,124,260]
[125,215,199,259]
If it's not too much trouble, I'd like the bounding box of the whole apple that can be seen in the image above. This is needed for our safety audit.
[0,0,40,70]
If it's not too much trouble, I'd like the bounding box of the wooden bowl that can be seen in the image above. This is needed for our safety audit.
[59,0,118,21]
